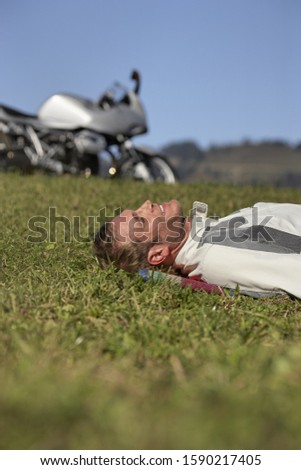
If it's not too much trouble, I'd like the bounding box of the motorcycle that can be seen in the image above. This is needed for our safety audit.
[0,70,176,183]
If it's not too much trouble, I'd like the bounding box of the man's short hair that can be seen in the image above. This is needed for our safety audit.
[94,222,155,272]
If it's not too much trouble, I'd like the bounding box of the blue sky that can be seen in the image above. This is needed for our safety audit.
[2,0,301,149]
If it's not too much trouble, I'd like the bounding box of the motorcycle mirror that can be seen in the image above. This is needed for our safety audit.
[130,70,141,94]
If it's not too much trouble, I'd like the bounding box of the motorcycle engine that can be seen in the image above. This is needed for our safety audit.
[74,130,106,154]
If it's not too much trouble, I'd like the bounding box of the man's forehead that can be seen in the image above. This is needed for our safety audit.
[111,210,132,243]
[112,209,155,244]
[113,209,131,225]
[111,209,149,243]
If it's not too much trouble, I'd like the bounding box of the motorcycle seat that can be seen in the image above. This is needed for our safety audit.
[0,104,37,119]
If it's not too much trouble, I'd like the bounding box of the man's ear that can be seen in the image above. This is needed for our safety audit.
[147,244,171,266]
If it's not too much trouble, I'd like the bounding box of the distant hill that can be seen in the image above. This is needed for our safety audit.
[162,140,301,186]
[162,141,205,181]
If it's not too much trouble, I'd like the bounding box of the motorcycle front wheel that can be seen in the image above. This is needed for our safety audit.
[119,153,176,183]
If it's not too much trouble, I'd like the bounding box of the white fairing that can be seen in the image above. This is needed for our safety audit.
[38,92,147,136]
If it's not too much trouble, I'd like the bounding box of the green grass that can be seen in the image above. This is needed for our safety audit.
[1,173,301,449]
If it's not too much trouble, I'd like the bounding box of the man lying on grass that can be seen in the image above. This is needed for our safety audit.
[94,199,301,299]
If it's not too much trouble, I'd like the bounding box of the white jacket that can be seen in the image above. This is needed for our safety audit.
[175,202,301,298]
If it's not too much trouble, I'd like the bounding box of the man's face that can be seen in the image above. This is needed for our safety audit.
[111,199,185,246]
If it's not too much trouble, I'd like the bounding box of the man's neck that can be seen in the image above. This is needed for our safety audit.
[170,217,192,260]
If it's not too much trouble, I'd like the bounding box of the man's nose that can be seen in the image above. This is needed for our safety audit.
[137,200,151,213]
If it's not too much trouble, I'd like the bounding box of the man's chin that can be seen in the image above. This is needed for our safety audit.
[168,199,183,217]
